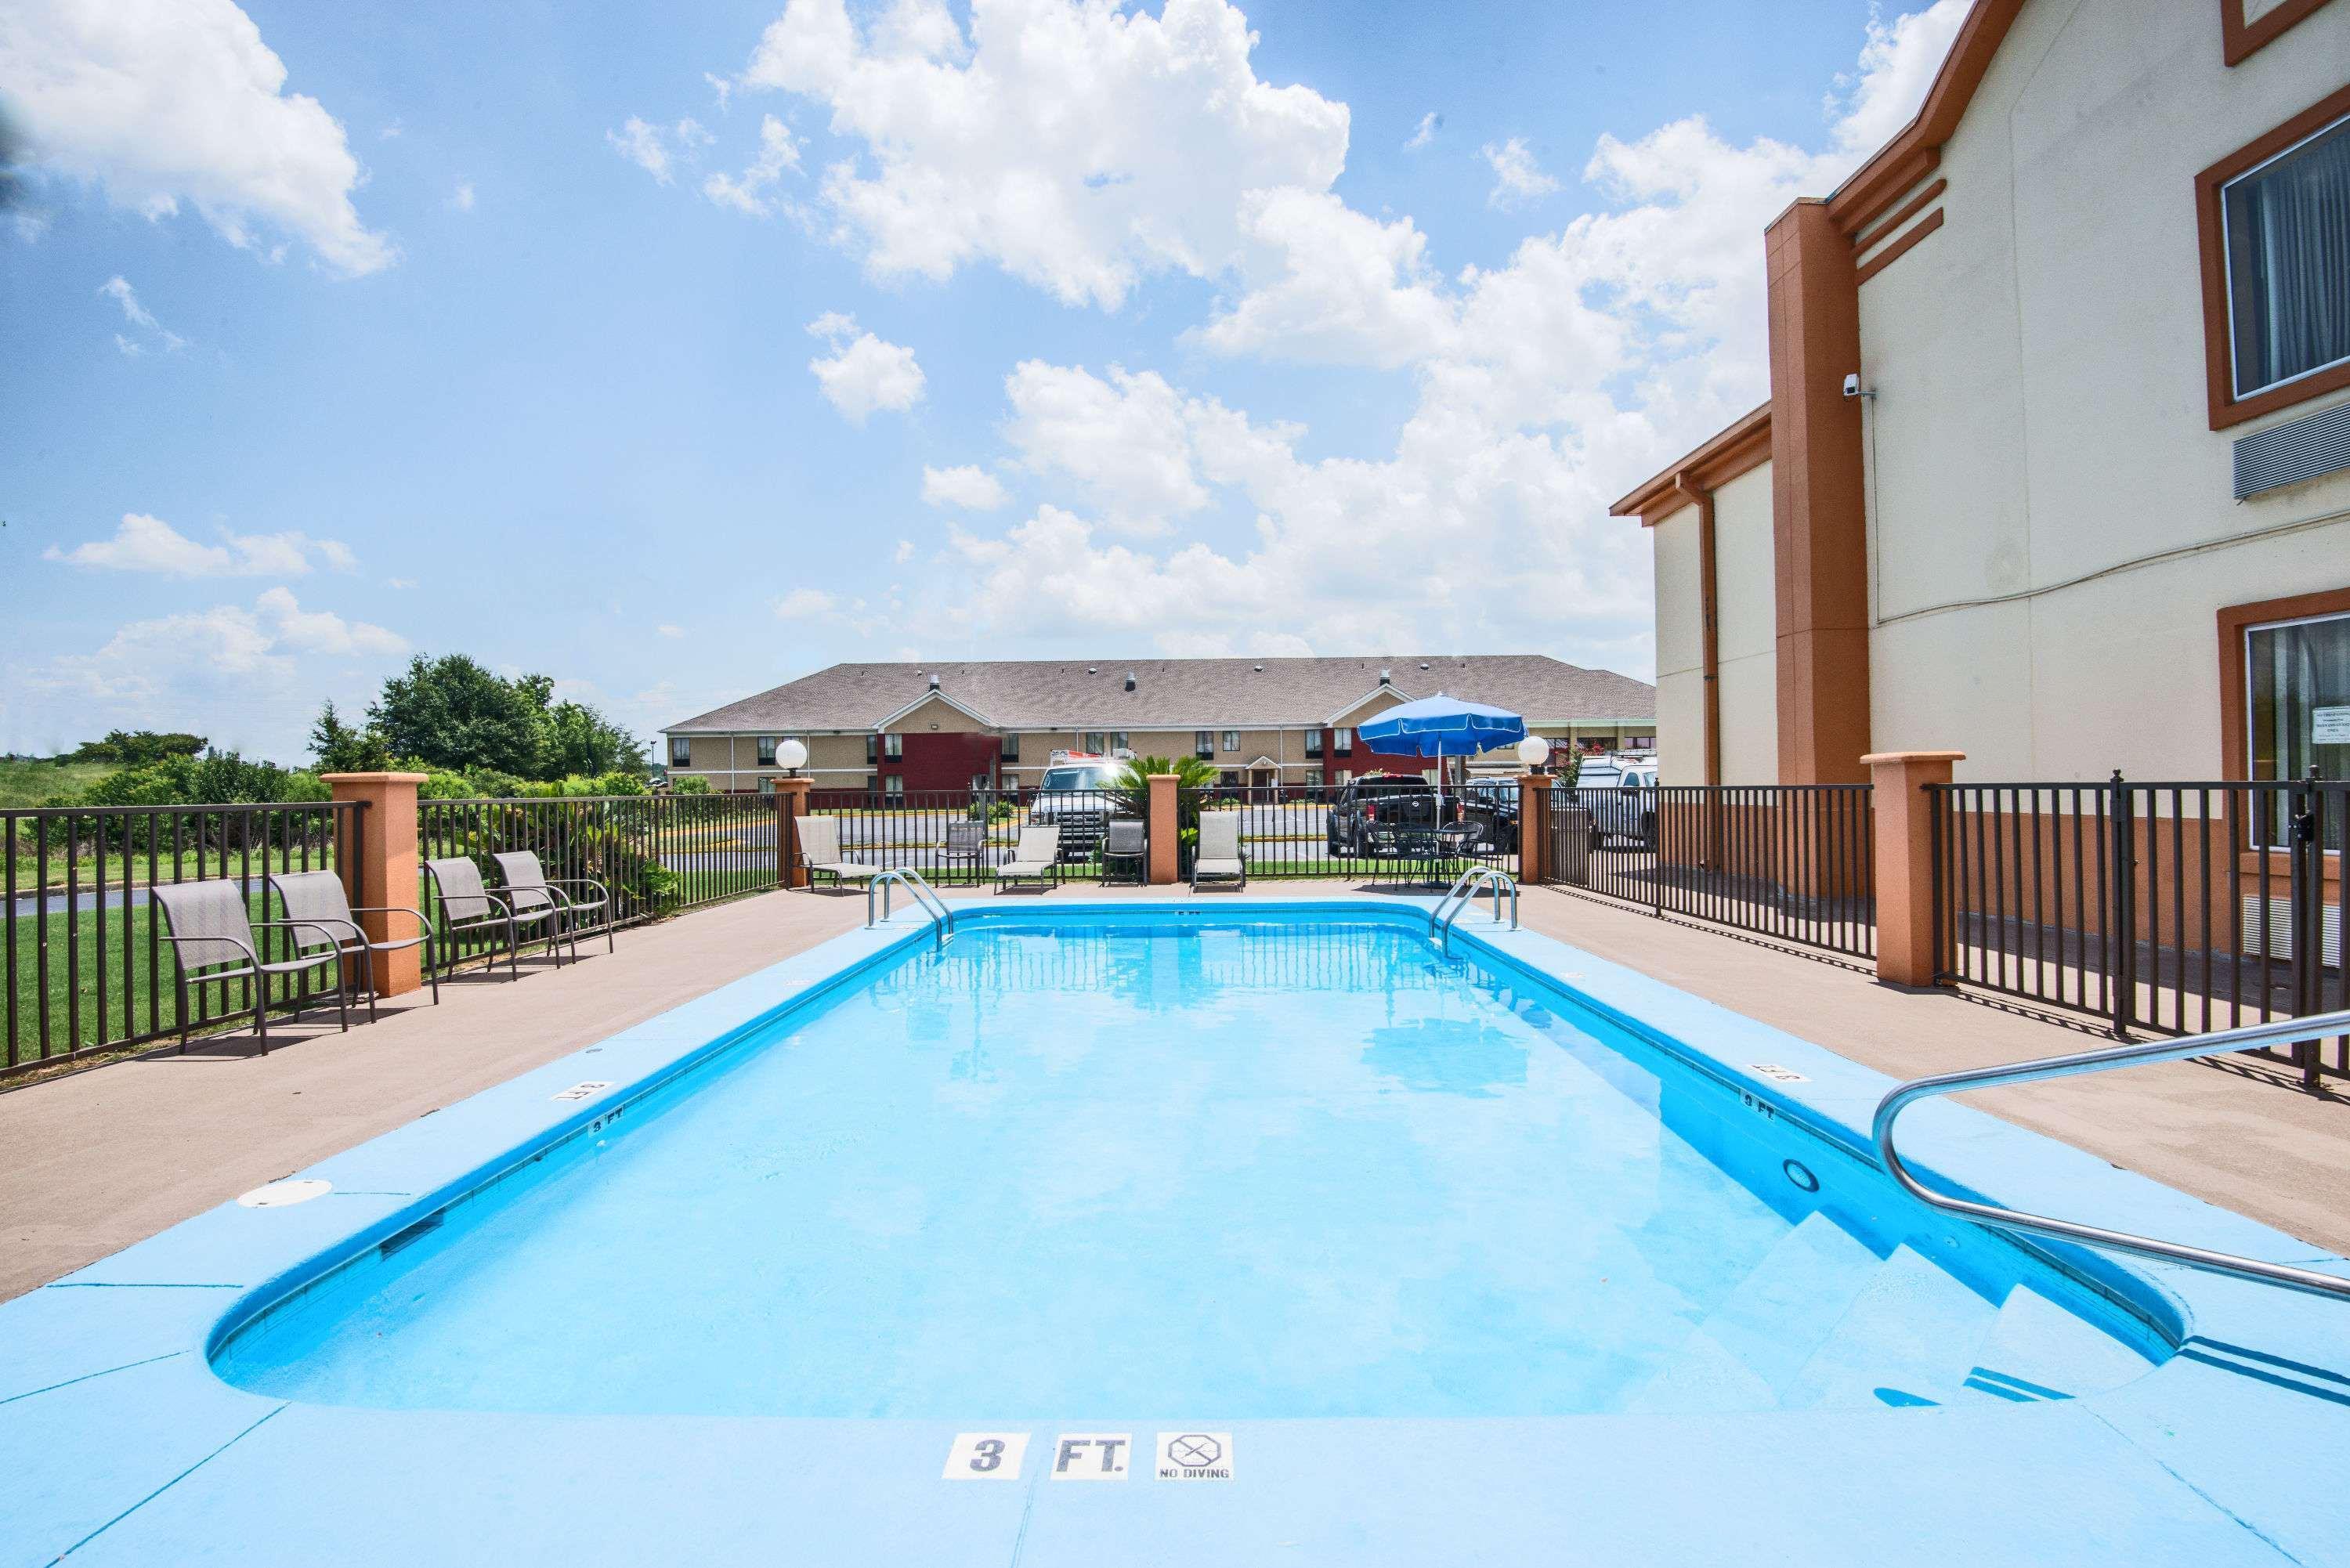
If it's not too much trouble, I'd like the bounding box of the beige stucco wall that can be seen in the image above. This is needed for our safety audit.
[1859,0,2350,781]
[1650,505,1706,784]
[1712,461,1779,782]
[880,694,991,735]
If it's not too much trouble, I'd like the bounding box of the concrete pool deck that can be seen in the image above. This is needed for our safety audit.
[5,879,2346,1304]
[2,893,2345,1566]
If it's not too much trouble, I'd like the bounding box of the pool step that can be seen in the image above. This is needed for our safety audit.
[1954,1284,2155,1404]
[1781,1243,1999,1410]
[1625,1212,1882,1414]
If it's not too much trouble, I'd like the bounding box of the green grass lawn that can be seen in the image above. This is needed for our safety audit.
[2,842,345,893]
[0,759,114,811]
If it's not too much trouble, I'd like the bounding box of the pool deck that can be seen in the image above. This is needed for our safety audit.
[5,880,2344,1304]
[3,890,2347,1566]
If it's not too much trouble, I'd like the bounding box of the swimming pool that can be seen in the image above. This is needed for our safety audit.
[212,915,2158,1421]
[5,897,2345,1566]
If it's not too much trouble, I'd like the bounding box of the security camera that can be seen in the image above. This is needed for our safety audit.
[1842,373,1861,398]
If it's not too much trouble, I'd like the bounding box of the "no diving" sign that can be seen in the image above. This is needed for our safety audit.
[1155,1431,1234,1481]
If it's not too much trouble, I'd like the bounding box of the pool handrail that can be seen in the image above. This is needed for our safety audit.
[1432,866,1517,949]
[1873,1008,2350,1303]
[867,868,953,943]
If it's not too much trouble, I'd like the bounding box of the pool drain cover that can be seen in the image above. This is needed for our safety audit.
[238,1177,333,1209]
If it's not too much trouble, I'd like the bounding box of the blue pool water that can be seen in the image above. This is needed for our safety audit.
[215,919,2159,1419]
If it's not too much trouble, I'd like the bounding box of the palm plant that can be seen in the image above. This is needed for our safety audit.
[1112,755,1220,830]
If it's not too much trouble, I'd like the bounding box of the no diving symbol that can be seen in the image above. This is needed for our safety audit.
[1168,1435,1221,1467]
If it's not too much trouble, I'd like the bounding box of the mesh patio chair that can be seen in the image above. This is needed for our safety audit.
[1191,811,1247,892]
[995,824,1062,893]
[1101,818,1147,885]
[266,868,438,1020]
[942,820,993,883]
[423,855,562,980]
[794,815,879,891]
[150,880,351,1055]
[492,850,612,961]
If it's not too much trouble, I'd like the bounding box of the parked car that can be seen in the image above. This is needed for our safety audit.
[1026,753,1133,859]
[1561,757,1658,849]
[1457,777,1519,851]
[1325,772,1444,858]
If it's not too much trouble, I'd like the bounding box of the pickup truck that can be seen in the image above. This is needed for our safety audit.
[1559,759,1657,849]
[1325,772,1447,858]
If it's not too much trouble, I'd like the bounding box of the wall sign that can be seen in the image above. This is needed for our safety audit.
[1155,1432,1235,1481]
[2313,706,2350,746]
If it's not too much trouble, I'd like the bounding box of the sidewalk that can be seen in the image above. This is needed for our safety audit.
[3,880,2343,1304]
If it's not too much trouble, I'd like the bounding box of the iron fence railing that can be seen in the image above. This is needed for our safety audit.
[1546,782,1877,960]
[417,793,779,975]
[1192,785,1517,882]
[3,800,363,1078]
[1929,774,2347,1083]
[797,789,1138,887]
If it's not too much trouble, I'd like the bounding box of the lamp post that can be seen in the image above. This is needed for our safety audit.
[1516,735,1551,775]
[776,738,808,777]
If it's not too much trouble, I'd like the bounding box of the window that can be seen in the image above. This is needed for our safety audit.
[1304,728,1323,757]
[1335,768,1353,786]
[1219,770,1240,788]
[757,775,776,795]
[865,774,880,800]
[883,732,903,761]
[1000,732,1020,761]
[1304,766,1323,789]
[2224,114,2350,399]
[865,734,878,765]
[1083,731,1107,753]
[884,775,905,800]
[756,736,778,766]
[1332,727,1353,755]
[1220,730,1239,752]
[2199,88,2350,427]
[1112,732,1129,750]
[2247,612,2349,783]
[1195,730,1215,759]
[668,735,691,768]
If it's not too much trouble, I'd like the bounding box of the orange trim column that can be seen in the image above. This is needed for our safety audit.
[775,778,812,889]
[1516,773,1549,884]
[1766,197,1872,785]
[322,771,428,996]
[1863,750,1963,987]
[1147,775,1179,885]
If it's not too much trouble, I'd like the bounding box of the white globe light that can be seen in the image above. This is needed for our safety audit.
[776,738,809,771]
[1516,735,1551,768]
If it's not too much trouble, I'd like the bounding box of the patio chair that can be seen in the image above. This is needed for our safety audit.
[1191,811,1247,892]
[493,851,613,961]
[995,824,1062,893]
[266,868,439,1020]
[150,880,350,1055]
[1101,818,1147,885]
[942,819,994,883]
[794,815,879,891]
[423,855,562,980]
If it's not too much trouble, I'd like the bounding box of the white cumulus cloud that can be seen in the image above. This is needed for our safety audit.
[703,114,802,216]
[1,0,394,275]
[773,587,837,619]
[921,464,1010,510]
[806,313,925,422]
[607,115,712,185]
[1405,111,1438,150]
[1482,137,1560,208]
[44,512,360,577]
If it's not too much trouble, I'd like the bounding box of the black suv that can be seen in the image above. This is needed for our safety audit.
[1325,772,1444,858]
[1456,778,1518,851]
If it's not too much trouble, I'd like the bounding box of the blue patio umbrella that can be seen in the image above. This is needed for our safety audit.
[1358,693,1528,822]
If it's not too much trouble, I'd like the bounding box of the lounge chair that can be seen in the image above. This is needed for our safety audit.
[1101,818,1146,885]
[794,815,878,891]
[150,880,351,1054]
[995,824,1062,892]
[423,855,562,979]
[1191,811,1247,892]
[493,850,613,960]
[267,868,439,1018]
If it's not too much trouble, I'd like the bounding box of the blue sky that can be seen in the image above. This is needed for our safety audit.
[0,0,1967,761]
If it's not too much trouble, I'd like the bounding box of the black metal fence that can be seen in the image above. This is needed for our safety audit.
[417,792,780,975]
[1931,775,2347,1082]
[3,800,363,1078]
[1545,782,1877,960]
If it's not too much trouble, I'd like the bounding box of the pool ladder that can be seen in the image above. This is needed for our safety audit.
[1875,1007,2350,1303]
[1430,866,1517,952]
[867,868,953,945]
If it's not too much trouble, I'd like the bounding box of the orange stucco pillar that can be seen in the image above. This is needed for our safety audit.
[775,777,812,889]
[1147,775,1179,885]
[322,771,428,995]
[1517,772,1549,884]
[1863,750,1963,988]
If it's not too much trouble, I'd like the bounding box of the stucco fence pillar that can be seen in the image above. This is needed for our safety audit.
[1147,775,1180,885]
[775,777,812,890]
[322,771,429,996]
[1516,773,1550,885]
[1862,750,1964,988]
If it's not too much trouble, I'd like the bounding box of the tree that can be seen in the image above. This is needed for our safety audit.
[367,654,547,775]
[71,730,208,766]
[1112,755,1220,829]
[542,699,647,777]
[309,700,394,773]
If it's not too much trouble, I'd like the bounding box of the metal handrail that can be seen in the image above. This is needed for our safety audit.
[1874,1009,2350,1302]
[866,868,953,943]
[1431,866,1517,949]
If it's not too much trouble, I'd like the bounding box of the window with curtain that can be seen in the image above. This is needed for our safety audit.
[2224,114,2350,399]
[2249,612,2350,782]
[756,736,777,766]
[668,735,691,767]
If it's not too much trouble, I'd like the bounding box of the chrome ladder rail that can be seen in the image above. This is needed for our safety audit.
[1431,866,1518,952]
[867,867,953,944]
[1875,1009,2350,1302]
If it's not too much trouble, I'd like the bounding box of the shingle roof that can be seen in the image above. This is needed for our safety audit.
[667,655,1654,733]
